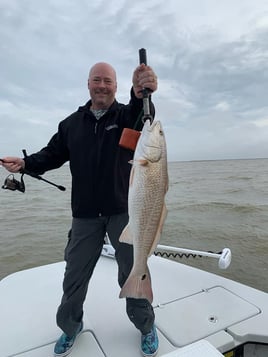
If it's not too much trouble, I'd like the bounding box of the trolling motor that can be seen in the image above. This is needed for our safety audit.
[119,48,153,151]
[1,150,66,193]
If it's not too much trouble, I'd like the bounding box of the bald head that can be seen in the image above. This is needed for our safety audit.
[89,62,117,81]
[88,62,117,110]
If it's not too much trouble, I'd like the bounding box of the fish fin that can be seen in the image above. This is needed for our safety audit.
[119,224,133,245]
[128,160,134,165]
[165,177,169,193]
[137,158,149,166]
[148,204,168,256]
[119,265,153,303]
[129,166,135,186]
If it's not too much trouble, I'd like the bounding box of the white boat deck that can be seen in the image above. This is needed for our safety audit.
[1,254,268,357]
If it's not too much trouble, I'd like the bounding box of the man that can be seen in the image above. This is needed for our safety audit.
[1,61,159,356]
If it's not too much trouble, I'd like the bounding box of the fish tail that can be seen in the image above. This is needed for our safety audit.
[119,266,153,303]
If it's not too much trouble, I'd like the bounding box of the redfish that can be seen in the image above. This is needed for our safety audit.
[119,120,168,303]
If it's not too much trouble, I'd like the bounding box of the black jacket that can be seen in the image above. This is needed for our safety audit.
[24,89,155,218]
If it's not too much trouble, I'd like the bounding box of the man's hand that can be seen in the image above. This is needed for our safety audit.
[132,64,158,99]
[0,157,25,173]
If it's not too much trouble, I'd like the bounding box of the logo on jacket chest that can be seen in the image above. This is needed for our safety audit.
[105,124,119,131]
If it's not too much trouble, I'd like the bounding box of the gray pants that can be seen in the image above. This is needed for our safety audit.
[56,213,155,337]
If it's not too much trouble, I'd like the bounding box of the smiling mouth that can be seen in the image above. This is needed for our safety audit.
[95,90,108,94]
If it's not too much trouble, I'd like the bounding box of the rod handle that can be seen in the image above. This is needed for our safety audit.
[139,48,147,65]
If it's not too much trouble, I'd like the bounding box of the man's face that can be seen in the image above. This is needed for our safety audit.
[88,63,117,110]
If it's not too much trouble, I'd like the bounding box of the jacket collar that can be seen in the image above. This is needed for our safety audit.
[78,99,118,114]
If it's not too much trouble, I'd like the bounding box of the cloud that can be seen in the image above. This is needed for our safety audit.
[0,0,268,160]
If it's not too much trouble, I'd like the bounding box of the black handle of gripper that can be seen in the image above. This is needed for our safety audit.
[139,48,147,65]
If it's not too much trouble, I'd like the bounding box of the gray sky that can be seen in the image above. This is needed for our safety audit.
[1,0,268,161]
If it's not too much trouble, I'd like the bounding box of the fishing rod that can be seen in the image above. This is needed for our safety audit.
[20,169,66,191]
[1,151,66,192]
